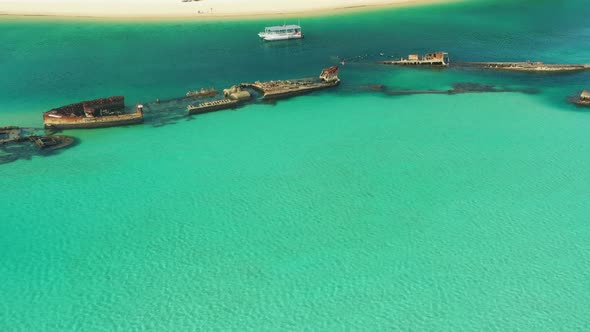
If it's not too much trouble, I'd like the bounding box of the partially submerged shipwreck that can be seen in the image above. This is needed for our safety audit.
[186,87,218,98]
[1,126,73,150]
[187,66,340,116]
[187,85,252,115]
[0,126,75,164]
[381,52,449,67]
[187,99,239,115]
[377,51,590,72]
[241,66,340,99]
[44,96,144,129]
[457,61,590,72]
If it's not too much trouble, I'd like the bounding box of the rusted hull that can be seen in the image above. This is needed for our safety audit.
[48,96,125,117]
[266,82,340,99]
[43,112,143,129]
[29,135,75,150]
[242,81,340,100]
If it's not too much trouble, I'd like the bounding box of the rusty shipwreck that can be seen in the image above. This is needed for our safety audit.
[44,96,144,129]
[0,126,75,164]
[381,52,449,67]
[240,66,340,100]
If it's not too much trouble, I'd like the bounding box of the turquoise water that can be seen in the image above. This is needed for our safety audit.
[2,0,590,330]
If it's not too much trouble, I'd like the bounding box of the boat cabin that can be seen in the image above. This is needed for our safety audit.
[263,25,301,35]
[580,90,590,100]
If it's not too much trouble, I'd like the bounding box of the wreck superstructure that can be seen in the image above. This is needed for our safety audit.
[240,66,340,100]
[381,52,449,67]
[43,96,144,129]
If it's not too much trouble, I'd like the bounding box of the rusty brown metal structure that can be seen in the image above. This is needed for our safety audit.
[43,96,143,129]
[381,52,449,66]
[187,99,239,115]
[241,66,340,100]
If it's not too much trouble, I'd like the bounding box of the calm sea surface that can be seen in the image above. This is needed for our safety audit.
[2,0,590,330]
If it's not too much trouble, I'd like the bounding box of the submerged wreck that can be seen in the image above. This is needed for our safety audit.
[381,52,449,67]
[0,126,75,164]
[241,66,340,99]
[44,96,144,129]
[186,87,218,98]
[347,82,538,96]
[456,61,590,72]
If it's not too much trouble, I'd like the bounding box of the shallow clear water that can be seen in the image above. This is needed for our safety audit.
[2,0,590,330]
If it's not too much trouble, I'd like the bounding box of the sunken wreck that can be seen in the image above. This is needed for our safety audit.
[44,96,144,129]
[0,126,75,164]
[186,87,218,98]
[456,61,590,72]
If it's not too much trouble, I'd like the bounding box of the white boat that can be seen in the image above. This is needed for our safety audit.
[258,24,303,41]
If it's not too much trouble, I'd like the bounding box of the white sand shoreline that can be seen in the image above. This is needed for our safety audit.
[0,0,459,20]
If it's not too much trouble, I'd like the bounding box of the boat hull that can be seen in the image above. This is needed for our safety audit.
[187,100,238,115]
[43,112,143,129]
[264,81,339,99]
[241,80,340,100]
[263,34,303,41]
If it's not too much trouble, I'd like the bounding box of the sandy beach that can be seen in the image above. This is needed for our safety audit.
[0,0,455,19]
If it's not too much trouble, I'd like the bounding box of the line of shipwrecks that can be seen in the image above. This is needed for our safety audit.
[30,54,590,132]
[379,51,590,106]
[39,66,340,128]
[4,54,590,165]
[2,66,341,163]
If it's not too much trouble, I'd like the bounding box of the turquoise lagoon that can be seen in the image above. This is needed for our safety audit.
[1,0,590,330]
